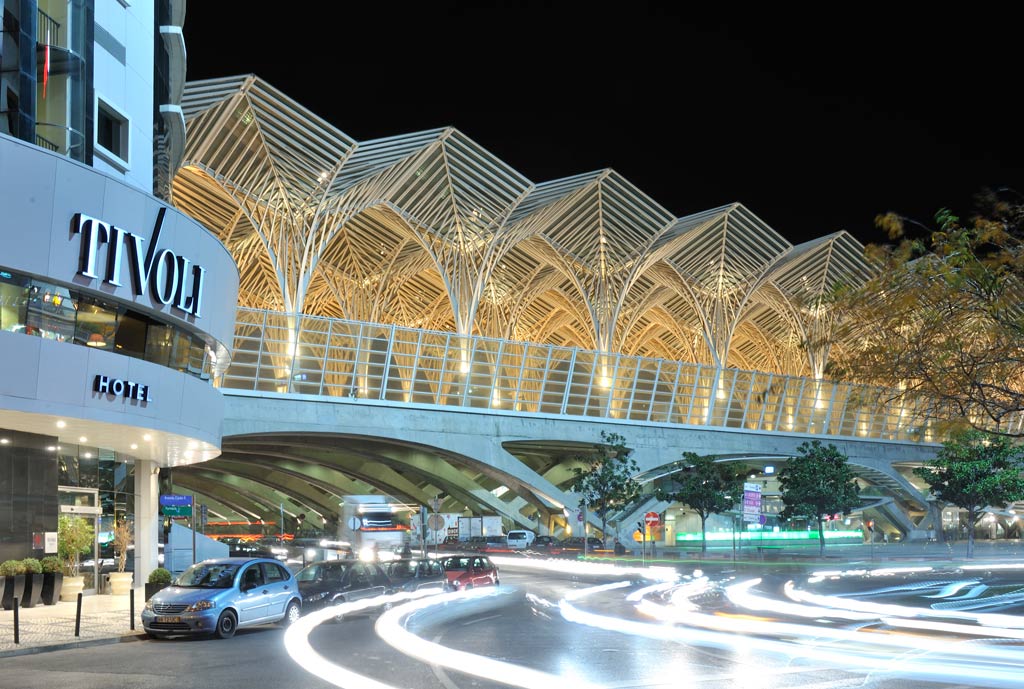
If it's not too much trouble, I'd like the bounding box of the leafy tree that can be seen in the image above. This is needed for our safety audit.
[828,190,1024,436]
[654,452,744,553]
[914,429,1024,559]
[569,431,641,548]
[778,440,861,555]
[57,515,94,577]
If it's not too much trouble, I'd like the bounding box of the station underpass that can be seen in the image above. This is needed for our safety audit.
[162,391,945,544]
[165,432,599,538]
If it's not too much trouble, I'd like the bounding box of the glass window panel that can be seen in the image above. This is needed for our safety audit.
[113,310,150,358]
[25,280,77,341]
[58,452,79,486]
[77,449,98,488]
[145,323,173,367]
[0,273,30,332]
[75,296,121,350]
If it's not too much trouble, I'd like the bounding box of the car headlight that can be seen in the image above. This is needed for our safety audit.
[185,600,216,612]
[144,599,155,611]
[305,591,329,603]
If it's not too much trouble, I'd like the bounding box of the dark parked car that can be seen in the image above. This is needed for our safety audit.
[295,559,391,618]
[532,535,558,549]
[440,554,499,590]
[558,536,605,550]
[142,557,302,639]
[383,558,448,592]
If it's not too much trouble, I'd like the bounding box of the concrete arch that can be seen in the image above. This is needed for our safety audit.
[210,393,942,540]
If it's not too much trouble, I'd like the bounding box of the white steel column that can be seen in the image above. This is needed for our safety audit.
[134,458,161,588]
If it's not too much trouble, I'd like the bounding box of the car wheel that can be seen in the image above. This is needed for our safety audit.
[494,577,500,586]
[332,597,347,622]
[281,600,301,626]
[215,610,237,639]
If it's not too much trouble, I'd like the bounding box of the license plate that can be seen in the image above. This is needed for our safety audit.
[156,616,181,623]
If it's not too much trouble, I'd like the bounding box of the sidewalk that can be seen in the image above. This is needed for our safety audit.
[0,585,146,658]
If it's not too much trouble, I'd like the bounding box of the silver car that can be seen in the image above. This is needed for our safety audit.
[142,557,302,639]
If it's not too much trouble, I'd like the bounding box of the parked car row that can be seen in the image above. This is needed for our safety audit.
[142,553,499,640]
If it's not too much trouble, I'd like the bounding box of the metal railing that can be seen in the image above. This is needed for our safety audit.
[38,8,61,47]
[219,308,1016,442]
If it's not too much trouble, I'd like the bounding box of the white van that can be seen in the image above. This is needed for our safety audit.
[506,530,536,549]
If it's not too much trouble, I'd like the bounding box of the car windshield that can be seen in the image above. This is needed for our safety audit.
[296,562,351,583]
[385,561,417,579]
[440,556,470,571]
[176,562,240,588]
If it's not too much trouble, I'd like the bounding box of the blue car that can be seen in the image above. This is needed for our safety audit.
[142,557,302,639]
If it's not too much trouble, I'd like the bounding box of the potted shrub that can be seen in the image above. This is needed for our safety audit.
[1,559,26,610]
[20,557,43,607]
[108,518,134,595]
[39,555,63,605]
[58,514,94,602]
[145,567,173,601]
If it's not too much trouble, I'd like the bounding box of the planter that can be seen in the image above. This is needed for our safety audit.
[145,582,169,601]
[1,574,26,610]
[108,571,133,595]
[41,572,63,605]
[60,575,85,602]
[21,572,43,608]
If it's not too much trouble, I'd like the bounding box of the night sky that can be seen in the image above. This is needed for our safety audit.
[181,3,1019,247]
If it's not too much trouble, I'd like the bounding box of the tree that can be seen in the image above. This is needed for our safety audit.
[828,190,1024,436]
[113,518,132,573]
[654,453,744,554]
[778,440,861,555]
[569,431,641,548]
[914,429,1024,559]
[57,515,95,577]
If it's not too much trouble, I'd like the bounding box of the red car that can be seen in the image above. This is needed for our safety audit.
[439,554,499,590]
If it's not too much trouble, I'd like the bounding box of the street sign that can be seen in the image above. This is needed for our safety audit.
[742,482,761,523]
[427,513,445,531]
[159,494,192,506]
[644,511,660,527]
[162,505,192,517]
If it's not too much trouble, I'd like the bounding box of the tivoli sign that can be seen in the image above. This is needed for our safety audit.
[71,207,206,318]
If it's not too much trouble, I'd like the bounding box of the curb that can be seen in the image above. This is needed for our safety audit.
[0,631,147,659]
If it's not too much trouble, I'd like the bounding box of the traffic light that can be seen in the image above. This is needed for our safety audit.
[636,521,644,535]
[866,520,874,532]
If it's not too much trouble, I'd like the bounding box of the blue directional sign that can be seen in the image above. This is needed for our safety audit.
[160,494,193,517]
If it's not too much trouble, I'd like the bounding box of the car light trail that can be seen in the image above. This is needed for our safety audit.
[375,587,605,689]
[284,588,446,689]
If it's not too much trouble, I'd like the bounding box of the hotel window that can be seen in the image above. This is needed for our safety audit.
[95,97,130,170]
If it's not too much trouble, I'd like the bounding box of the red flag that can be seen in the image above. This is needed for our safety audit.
[42,28,50,98]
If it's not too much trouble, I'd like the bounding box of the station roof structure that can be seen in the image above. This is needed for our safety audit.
[172,74,877,379]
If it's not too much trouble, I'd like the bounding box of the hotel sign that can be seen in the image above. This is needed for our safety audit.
[71,207,206,318]
[94,374,152,402]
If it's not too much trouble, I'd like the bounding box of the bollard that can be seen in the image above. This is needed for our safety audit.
[75,592,83,637]
[12,597,18,645]
[129,588,135,630]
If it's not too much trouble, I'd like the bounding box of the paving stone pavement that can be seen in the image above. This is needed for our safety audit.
[0,587,145,657]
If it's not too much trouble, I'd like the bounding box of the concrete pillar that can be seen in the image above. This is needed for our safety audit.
[134,459,160,587]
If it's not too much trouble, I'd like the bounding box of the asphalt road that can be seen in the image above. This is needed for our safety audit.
[0,564,1016,689]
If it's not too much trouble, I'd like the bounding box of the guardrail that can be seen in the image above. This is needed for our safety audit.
[218,309,1010,442]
